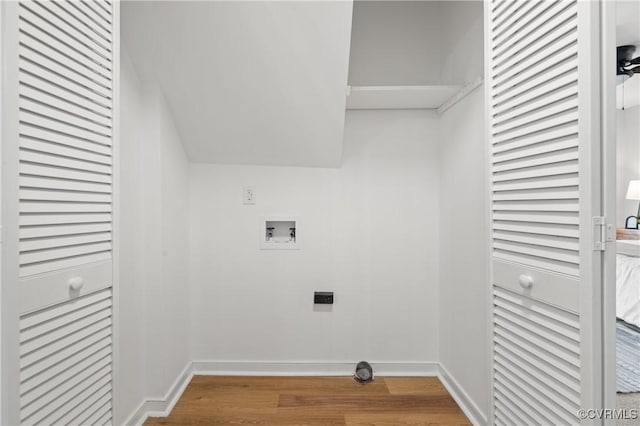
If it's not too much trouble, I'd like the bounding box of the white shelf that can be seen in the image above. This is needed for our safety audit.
[346,85,462,110]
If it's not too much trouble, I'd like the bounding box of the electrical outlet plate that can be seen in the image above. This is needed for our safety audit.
[243,186,256,204]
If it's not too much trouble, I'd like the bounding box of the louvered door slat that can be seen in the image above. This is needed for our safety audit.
[492,0,537,34]
[83,0,111,24]
[21,252,112,277]
[19,85,111,128]
[494,236,579,260]
[20,231,112,251]
[494,290,581,373]
[21,361,111,421]
[81,400,112,426]
[496,49,579,102]
[21,1,111,57]
[20,150,112,175]
[20,125,112,156]
[492,110,578,145]
[20,299,112,342]
[495,390,531,426]
[19,212,112,226]
[493,230,580,251]
[19,3,111,73]
[492,61,577,108]
[20,139,111,167]
[488,0,603,422]
[493,0,544,40]
[19,4,112,75]
[21,318,111,370]
[68,0,112,37]
[493,2,576,70]
[20,110,111,147]
[18,54,111,108]
[493,174,579,192]
[493,221,579,238]
[494,128,579,158]
[19,288,113,424]
[493,96,578,135]
[19,63,111,114]
[493,138,579,165]
[21,342,112,396]
[495,23,577,86]
[19,98,112,137]
[493,151,579,174]
[495,375,560,425]
[93,0,112,16]
[494,1,575,62]
[35,372,111,426]
[495,336,581,392]
[495,367,576,424]
[37,0,111,53]
[20,222,112,239]
[494,353,579,404]
[493,199,579,212]
[48,0,111,45]
[71,391,112,426]
[18,15,111,78]
[20,163,111,184]
[493,188,579,202]
[20,175,111,193]
[495,385,541,425]
[21,353,111,411]
[20,288,111,329]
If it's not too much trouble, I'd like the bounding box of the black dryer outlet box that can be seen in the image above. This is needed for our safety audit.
[314,292,334,305]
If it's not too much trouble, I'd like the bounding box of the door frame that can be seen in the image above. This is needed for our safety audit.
[112,1,122,423]
[1,2,22,424]
[578,0,606,416]
[601,0,619,420]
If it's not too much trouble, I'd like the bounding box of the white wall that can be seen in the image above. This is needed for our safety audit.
[348,1,442,85]
[116,52,191,424]
[436,5,489,420]
[440,1,484,86]
[438,88,489,421]
[616,106,640,227]
[348,1,483,88]
[188,110,440,365]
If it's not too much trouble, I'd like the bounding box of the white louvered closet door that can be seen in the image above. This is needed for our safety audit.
[487,0,603,425]
[1,1,117,424]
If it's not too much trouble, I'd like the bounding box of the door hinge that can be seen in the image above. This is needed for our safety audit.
[593,216,614,251]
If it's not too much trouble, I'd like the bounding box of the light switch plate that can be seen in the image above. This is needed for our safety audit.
[243,186,256,204]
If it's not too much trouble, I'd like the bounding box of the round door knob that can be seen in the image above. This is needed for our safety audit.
[518,274,533,289]
[69,277,84,292]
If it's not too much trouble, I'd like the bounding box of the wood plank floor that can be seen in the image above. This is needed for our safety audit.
[144,376,471,425]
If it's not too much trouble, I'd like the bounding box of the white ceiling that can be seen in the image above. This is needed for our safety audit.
[122,1,353,167]
[616,0,640,109]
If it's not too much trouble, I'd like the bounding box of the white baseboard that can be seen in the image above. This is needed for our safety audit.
[192,360,438,377]
[124,362,193,426]
[125,361,486,426]
[438,364,487,426]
